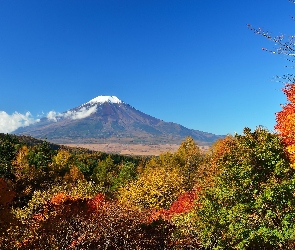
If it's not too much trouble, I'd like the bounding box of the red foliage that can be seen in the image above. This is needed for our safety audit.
[168,191,197,215]
[151,191,198,221]
[87,193,106,211]
[15,192,175,249]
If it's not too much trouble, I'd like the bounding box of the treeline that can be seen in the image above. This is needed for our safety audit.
[1,128,295,249]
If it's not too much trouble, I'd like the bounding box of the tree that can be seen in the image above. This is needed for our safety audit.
[119,166,184,210]
[174,136,203,190]
[71,151,103,179]
[111,161,137,191]
[12,180,101,222]
[64,165,85,183]
[248,0,295,69]
[195,127,295,249]
[144,137,204,191]
[118,137,205,210]
[0,134,20,178]
[91,155,117,193]
[26,140,55,173]
[275,84,295,168]
[51,149,72,178]
[12,143,56,206]
[12,145,37,201]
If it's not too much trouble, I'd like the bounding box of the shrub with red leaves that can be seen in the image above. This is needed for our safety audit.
[12,192,175,249]
[151,191,198,221]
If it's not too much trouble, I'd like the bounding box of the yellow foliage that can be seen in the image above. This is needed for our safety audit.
[286,144,295,169]
[145,137,204,191]
[286,145,295,169]
[54,149,71,165]
[13,145,36,182]
[51,149,71,173]
[176,136,201,158]
[119,166,184,210]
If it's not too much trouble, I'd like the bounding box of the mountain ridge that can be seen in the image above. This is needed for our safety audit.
[14,96,224,145]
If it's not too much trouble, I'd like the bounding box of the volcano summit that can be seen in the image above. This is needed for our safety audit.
[14,96,223,145]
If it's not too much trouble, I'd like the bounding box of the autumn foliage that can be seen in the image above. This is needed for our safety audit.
[150,191,198,222]
[2,114,295,249]
[275,83,295,167]
[0,135,204,249]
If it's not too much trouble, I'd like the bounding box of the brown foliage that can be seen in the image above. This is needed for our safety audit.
[0,178,17,248]
[0,178,15,206]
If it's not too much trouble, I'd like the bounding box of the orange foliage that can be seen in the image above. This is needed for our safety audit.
[51,192,69,205]
[275,83,295,167]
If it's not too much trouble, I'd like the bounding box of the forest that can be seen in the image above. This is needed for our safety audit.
[2,108,295,249]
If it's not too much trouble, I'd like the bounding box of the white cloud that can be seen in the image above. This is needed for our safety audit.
[0,105,98,133]
[0,111,38,133]
[46,105,97,122]
[47,110,62,122]
[64,106,97,120]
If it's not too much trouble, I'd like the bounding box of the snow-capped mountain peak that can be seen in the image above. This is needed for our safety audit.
[14,94,223,146]
[45,96,123,122]
[87,96,122,105]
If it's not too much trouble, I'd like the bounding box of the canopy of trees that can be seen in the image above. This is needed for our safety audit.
[1,125,295,249]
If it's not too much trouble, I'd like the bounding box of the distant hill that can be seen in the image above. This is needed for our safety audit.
[0,133,61,150]
[14,96,224,145]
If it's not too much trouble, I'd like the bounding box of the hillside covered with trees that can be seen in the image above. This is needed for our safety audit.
[1,123,295,249]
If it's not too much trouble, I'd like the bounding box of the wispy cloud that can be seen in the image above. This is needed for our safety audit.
[64,106,97,120]
[47,106,98,121]
[0,111,38,133]
[0,105,98,133]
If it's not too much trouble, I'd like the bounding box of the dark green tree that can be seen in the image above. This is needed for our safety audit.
[27,140,55,172]
[0,134,20,178]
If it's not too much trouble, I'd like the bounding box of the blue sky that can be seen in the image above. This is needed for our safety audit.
[0,0,294,135]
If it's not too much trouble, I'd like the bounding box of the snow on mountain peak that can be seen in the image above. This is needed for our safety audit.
[87,96,122,104]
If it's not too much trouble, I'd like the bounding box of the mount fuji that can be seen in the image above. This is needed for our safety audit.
[14,96,223,145]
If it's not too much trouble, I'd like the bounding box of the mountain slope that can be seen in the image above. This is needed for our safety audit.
[14,96,223,145]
